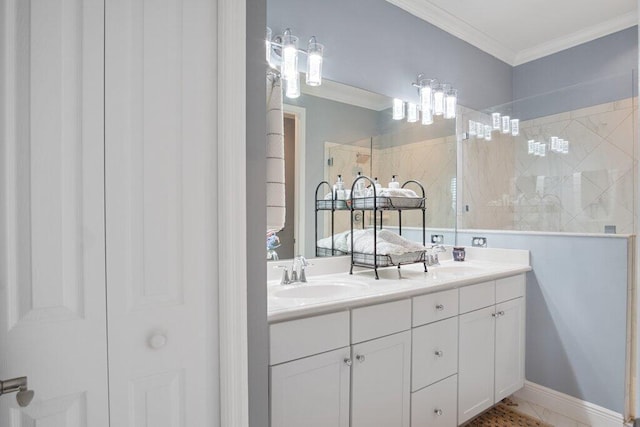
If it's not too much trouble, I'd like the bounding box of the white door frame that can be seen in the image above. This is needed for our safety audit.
[218,0,249,425]
[283,104,307,257]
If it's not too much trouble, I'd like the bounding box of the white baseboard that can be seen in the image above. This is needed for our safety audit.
[513,381,627,427]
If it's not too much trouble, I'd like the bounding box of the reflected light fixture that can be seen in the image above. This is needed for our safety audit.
[484,125,492,141]
[266,27,325,99]
[444,87,457,119]
[433,84,445,116]
[393,98,405,120]
[420,78,435,125]
[407,103,419,122]
[492,113,501,130]
[501,116,510,134]
[511,119,519,136]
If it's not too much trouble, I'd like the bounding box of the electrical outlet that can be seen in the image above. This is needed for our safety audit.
[472,237,487,247]
[431,234,444,244]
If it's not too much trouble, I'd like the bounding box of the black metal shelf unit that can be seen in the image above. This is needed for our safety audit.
[348,175,427,279]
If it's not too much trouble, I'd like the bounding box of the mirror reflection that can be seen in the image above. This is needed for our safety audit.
[272,79,456,260]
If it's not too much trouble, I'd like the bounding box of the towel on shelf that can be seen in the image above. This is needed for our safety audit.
[347,229,425,255]
[316,230,350,253]
[266,72,286,231]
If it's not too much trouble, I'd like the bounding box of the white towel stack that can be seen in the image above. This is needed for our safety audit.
[266,73,285,232]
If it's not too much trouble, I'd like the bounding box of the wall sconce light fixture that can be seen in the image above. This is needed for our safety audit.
[266,27,324,99]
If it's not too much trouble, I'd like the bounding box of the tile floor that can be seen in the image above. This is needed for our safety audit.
[507,395,590,427]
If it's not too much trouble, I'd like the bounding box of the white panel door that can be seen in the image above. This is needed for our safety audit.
[0,0,108,425]
[495,297,525,401]
[104,0,217,426]
[458,306,495,425]
[270,347,351,427]
[351,331,411,427]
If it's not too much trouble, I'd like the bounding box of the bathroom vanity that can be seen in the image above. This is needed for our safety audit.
[267,248,530,427]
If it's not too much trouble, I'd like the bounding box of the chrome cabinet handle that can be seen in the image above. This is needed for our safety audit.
[492,312,498,318]
[498,310,505,316]
[344,358,352,366]
[435,304,444,311]
[356,354,365,363]
[434,350,443,357]
[434,409,443,416]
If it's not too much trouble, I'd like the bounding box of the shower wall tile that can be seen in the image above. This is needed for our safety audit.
[461,97,637,234]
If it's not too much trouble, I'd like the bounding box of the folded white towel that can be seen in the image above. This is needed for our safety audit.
[354,188,419,198]
[317,230,350,253]
[347,229,425,255]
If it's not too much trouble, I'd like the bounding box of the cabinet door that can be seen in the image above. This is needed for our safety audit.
[270,347,351,427]
[458,306,496,424]
[351,331,411,427]
[411,374,457,427]
[495,297,525,401]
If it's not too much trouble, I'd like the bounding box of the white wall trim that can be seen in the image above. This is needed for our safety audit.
[513,11,638,66]
[301,79,391,111]
[385,0,517,65]
[514,381,628,427]
[218,0,249,425]
[386,0,636,66]
[283,104,306,257]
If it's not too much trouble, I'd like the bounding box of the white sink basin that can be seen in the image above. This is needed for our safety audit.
[271,280,368,299]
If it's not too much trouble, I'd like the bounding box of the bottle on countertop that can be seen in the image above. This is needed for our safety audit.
[373,177,382,192]
[354,171,365,198]
[388,175,400,189]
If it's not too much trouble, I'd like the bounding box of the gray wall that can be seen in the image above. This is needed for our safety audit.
[286,94,380,256]
[247,0,269,425]
[457,231,629,414]
[512,26,638,120]
[268,0,513,110]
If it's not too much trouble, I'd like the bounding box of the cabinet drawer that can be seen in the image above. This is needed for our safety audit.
[352,299,411,344]
[270,311,350,365]
[496,274,525,303]
[459,281,495,314]
[411,374,457,427]
[413,288,458,327]
[412,317,458,391]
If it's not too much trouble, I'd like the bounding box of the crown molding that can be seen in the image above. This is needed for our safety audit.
[513,11,638,65]
[386,0,637,67]
[300,78,392,111]
[385,0,518,65]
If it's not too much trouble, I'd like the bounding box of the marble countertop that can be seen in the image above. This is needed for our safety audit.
[268,248,531,323]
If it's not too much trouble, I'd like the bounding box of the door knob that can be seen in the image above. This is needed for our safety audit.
[0,377,34,407]
[434,350,443,357]
[148,332,168,349]
[344,358,352,366]
[356,354,365,363]
[435,304,445,311]
[434,408,443,416]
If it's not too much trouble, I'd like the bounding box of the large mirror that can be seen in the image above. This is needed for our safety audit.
[274,78,457,259]
[266,0,637,262]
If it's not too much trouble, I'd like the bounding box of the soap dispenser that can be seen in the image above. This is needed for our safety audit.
[388,175,400,189]
[373,177,382,192]
[354,171,365,198]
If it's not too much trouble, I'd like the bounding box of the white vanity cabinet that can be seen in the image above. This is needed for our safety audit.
[458,276,526,425]
[268,272,527,427]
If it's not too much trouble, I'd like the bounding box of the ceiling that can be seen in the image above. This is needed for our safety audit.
[386,0,637,66]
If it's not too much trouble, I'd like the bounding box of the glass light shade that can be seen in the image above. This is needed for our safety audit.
[266,27,273,64]
[540,143,547,157]
[285,73,300,98]
[419,79,434,123]
[501,115,510,134]
[392,98,405,120]
[562,140,569,154]
[477,122,485,138]
[533,141,541,156]
[468,120,476,136]
[407,103,418,123]
[511,119,519,136]
[306,38,323,86]
[444,88,457,119]
[528,140,535,154]
[281,31,299,80]
[492,113,501,130]
[422,106,433,125]
[484,125,492,141]
[550,136,558,152]
[433,84,445,116]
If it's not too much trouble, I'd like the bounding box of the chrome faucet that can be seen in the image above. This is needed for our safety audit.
[426,244,446,266]
[277,255,310,285]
